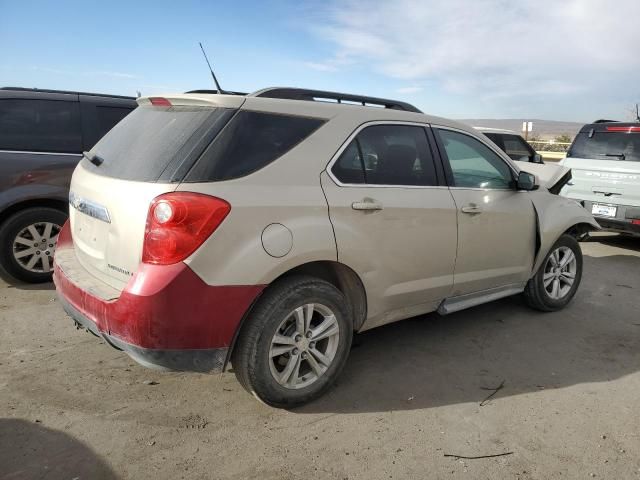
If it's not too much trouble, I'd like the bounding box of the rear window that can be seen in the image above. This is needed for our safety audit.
[95,106,134,141]
[82,105,233,182]
[185,111,325,182]
[568,131,640,162]
[0,99,82,153]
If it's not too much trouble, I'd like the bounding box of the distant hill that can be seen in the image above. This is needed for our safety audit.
[459,119,585,139]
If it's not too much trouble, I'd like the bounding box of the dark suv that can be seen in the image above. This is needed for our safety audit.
[0,87,136,282]
[475,127,544,163]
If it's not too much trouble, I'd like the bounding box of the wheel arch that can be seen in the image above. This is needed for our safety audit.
[531,211,599,276]
[563,221,596,239]
[223,260,367,371]
[0,198,68,227]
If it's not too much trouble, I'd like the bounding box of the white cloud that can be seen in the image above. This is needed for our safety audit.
[304,61,339,72]
[397,86,423,94]
[305,0,640,101]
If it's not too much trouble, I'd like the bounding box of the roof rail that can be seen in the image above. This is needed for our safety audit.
[1,86,135,100]
[185,89,248,96]
[250,87,422,113]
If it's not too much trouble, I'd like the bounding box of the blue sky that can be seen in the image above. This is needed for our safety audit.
[1,0,639,122]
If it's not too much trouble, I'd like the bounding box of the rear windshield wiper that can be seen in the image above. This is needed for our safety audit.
[83,151,104,166]
[598,153,626,160]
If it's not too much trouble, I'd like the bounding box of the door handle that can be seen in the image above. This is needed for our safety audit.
[461,204,482,214]
[352,200,383,211]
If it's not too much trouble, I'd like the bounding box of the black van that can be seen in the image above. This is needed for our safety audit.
[0,87,136,282]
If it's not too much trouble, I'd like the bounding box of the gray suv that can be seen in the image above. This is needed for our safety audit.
[0,87,136,282]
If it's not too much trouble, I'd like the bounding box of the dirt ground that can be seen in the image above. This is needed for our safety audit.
[1,233,639,480]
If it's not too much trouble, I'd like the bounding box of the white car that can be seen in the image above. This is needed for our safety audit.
[561,121,640,235]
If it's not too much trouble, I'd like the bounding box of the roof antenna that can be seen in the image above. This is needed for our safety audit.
[636,103,639,123]
[199,42,224,94]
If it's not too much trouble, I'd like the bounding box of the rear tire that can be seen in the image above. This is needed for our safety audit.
[232,276,353,408]
[523,234,583,312]
[0,208,67,283]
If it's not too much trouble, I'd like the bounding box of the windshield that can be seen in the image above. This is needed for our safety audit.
[82,105,233,182]
[567,131,640,162]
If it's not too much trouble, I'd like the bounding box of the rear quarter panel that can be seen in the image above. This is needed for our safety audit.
[181,113,345,286]
[181,181,337,286]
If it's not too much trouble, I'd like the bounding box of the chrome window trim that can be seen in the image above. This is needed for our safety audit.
[325,120,444,189]
[0,149,82,156]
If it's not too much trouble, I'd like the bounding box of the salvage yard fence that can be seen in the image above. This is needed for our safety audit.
[527,140,572,153]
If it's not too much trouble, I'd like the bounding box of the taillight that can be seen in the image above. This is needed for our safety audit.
[149,97,172,107]
[142,192,230,265]
[606,126,640,133]
[632,219,640,226]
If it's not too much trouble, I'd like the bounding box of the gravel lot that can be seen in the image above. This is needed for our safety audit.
[1,233,639,480]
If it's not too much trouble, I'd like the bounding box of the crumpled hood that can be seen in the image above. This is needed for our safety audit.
[517,162,572,194]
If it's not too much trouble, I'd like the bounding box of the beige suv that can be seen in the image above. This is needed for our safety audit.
[54,88,598,407]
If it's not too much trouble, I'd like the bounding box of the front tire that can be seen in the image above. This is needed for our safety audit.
[232,276,353,408]
[0,208,67,283]
[523,234,583,312]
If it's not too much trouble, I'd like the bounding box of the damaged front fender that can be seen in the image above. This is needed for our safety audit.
[529,191,600,276]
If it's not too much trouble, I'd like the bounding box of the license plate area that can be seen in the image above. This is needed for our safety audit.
[73,212,110,258]
[591,203,617,218]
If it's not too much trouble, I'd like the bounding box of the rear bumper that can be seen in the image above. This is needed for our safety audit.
[53,221,265,373]
[593,217,640,235]
[59,294,228,372]
[578,200,640,235]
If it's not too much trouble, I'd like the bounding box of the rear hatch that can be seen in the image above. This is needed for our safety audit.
[561,125,640,208]
[68,94,244,291]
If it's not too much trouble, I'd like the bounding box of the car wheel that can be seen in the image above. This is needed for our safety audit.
[0,207,67,283]
[523,234,583,312]
[232,275,353,408]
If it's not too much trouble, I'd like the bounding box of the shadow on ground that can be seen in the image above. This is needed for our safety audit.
[298,251,640,414]
[0,419,118,480]
[0,267,54,291]
[586,232,640,252]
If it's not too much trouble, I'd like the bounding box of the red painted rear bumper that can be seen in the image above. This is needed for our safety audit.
[53,221,265,371]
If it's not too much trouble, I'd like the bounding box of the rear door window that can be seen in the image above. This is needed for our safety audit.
[331,124,438,186]
[332,141,366,184]
[0,99,82,153]
[185,111,325,182]
[82,105,234,182]
[568,131,640,162]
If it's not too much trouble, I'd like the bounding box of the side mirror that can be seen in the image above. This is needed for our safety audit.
[517,171,539,191]
[532,153,544,163]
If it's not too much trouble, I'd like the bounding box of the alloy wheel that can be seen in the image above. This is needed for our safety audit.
[543,246,577,300]
[12,222,60,273]
[269,303,340,389]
